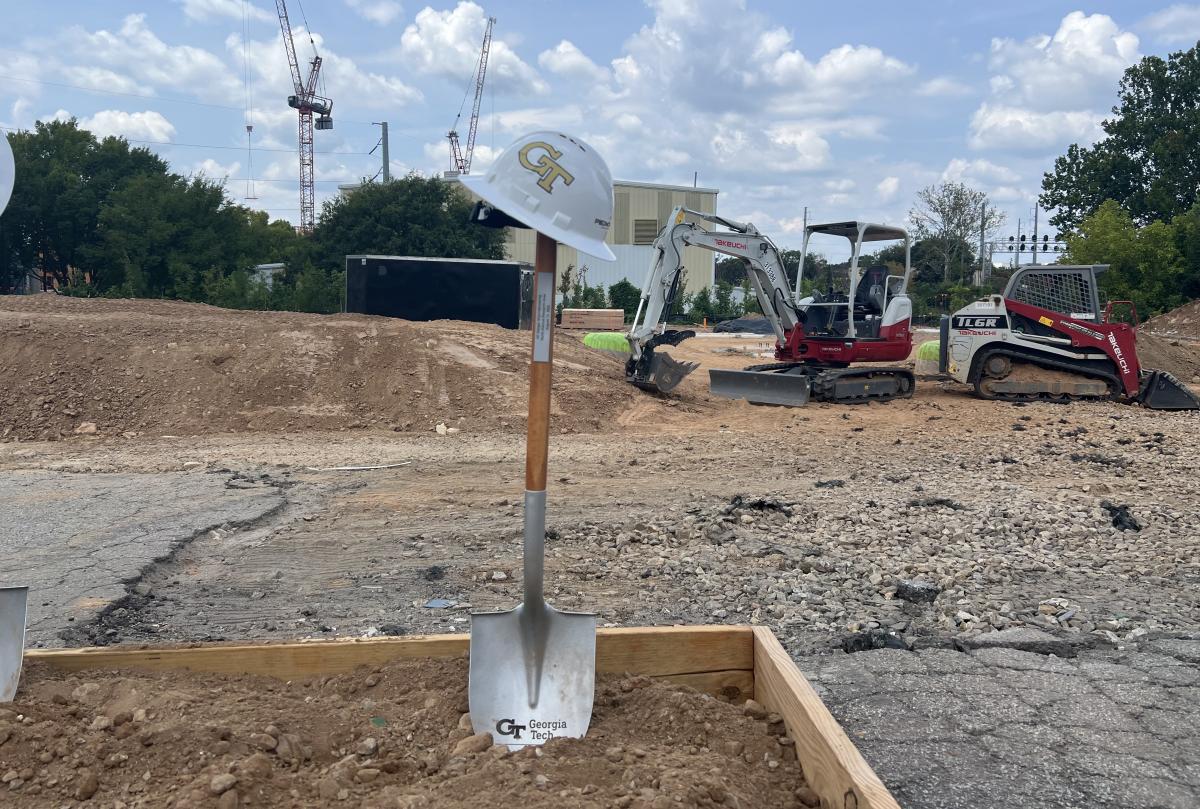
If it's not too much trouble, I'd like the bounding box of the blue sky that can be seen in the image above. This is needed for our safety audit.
[3,0,1198,253]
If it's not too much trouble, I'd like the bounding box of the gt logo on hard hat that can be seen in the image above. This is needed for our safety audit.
[518,141,575,194]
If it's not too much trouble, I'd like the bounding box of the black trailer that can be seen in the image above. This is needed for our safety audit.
[345,255,532,329]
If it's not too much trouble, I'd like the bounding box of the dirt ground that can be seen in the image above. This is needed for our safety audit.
[3,297,1200,809]
[3,659,806,808]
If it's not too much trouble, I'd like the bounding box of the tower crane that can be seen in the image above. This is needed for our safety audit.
[275,0,332,233]
[447,16,495,175]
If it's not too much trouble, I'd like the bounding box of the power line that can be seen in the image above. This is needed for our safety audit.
[0,73,385,127]
[0,126,374,156]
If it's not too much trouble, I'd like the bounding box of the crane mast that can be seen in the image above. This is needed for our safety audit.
[275,0,332,233]
[447,16,495,175]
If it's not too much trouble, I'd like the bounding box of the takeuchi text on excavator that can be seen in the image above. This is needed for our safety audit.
[626,207,917,406]
[940,263,1200,410]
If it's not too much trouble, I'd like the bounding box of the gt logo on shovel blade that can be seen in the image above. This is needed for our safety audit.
[495,718,527,739]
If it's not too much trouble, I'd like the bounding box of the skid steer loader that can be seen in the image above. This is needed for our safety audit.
[940,263,1199,410]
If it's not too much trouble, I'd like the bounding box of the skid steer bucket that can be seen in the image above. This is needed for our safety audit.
[1138,370,1200,410]
[709,368,811,406]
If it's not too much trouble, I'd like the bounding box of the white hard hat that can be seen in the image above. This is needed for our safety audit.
[0,133,14,217]
[460,130,615,261]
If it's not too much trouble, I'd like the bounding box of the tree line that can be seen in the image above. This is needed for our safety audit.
[0,119,504,312]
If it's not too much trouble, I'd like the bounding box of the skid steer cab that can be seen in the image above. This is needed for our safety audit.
[940,264,1199,410]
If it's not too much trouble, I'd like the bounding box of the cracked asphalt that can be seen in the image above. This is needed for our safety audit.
[0,471,283,646]
[804,640,1200,809]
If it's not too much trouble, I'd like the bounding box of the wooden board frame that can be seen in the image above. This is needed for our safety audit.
[25,625,898,809]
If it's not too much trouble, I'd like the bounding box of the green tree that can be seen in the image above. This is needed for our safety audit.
[311,175,505,270]
[689,286,714,323]
[740,278,761,313]
[1,119,167,291]
[1063,200,1186,317]
[607,278,640,320]
[715,256,747,286]
[1041,43,1200,231]
[713,280,740,319]
[909,182,1005,284]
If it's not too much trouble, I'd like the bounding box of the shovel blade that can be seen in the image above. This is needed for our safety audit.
[469,603,596,749]
[0,586,28,702]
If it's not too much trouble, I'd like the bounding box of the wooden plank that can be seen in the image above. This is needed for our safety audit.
[659,669,753,702]
[752,627,900,809]
[26,626,753,682]
[597,625,753,676]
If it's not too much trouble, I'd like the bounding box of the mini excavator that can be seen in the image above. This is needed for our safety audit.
[626,207,916,406]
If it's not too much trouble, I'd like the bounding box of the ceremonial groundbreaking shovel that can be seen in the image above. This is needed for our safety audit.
[469,233,597,748]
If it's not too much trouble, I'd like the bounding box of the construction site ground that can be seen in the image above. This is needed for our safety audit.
[3,295,1200,809]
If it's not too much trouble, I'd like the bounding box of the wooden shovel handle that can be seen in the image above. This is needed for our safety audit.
[525,232,557,492]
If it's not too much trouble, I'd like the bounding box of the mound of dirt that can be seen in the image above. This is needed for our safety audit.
[1135,331,1200,383]
[1142,298,1200,341]
[0,295,657,440]
[2,657,809,808]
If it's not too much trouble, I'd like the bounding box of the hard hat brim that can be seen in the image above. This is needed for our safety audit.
[459,174,616,262]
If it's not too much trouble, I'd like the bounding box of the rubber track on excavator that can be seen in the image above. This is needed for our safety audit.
[740,363,915,405]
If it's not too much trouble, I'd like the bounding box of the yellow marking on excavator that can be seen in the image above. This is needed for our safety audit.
[1038,316,1054,327]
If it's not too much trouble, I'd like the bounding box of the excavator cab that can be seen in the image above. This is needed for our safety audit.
[793,222,915,357]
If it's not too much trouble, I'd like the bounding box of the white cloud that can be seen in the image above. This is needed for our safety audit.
[941,157,1020,185]
[345,0,404,25]
[538,40,611,85]
[1141,4,1200,45]
[398,2,547,94]
[968,104,1103,151]
[916,77,972,97]
[824,179,855,192]
[79,110,177,142]
[968,12,1138,151]
[59,66,153,96]
[179,0,273,23]
[876,176,900,202]
[192,158,241,179]
[67,14,243,102]
[986,12,1138,110]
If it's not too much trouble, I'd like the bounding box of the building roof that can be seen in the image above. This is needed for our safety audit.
[614,179,719,194]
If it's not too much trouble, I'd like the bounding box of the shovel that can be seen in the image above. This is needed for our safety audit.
[470,233,597,749]
[0,586,28,702]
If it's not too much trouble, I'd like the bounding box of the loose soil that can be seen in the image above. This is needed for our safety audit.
[1142,298,1200,341]
[1,657,808,809]
[1134,331,1200,382]
[0,294,686,440]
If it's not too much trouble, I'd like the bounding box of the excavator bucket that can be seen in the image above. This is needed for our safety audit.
[628,349,699,394]
[1138,370,1200,410]
[709,368,811,406]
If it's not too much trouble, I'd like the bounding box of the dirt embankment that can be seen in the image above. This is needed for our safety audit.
[0,295,671,440]
[1142,299,1200,341]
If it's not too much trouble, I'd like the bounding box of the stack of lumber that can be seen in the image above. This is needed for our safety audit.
[560,308,626,330]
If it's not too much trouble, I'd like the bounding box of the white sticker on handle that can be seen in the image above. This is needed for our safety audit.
[533,270,554,363]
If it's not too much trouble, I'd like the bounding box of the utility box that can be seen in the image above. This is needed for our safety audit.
[345,255,532,329]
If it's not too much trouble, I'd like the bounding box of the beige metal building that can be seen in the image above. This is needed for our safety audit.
[504,180,719,297]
